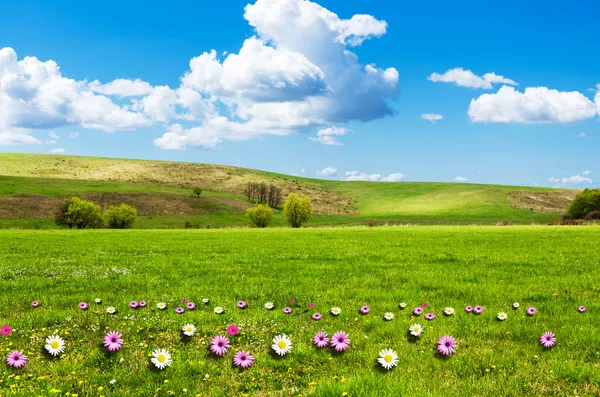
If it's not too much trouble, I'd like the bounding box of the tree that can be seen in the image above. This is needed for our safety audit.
[283,193,313,228]
[55,199,75,229]
[567,189,600,219]
[55,197,104,229]
[246,204,272,228]
[243,182,282,207]
[105,204,138,229]
[192,187,203,198]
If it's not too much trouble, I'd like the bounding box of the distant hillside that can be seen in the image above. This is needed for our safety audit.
[0,153,576,228]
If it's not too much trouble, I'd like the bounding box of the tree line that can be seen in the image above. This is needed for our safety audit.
[55,197,137,229]
[243,182,282,208]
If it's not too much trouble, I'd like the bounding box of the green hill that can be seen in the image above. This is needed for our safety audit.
[0,153,576,228]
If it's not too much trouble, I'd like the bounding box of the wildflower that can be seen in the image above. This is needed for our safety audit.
[513,302,520,308]
[436,335,457,356]
[331,307,342,316]
[237,301,247,309]
[383,312,394,321]
[174,308,184,314]
[526,307,536,316]
[139,301,147,307]
[540,332,556,348]
[227,325,239,336]
[377,349,398,370]
[271,335,292,356]
[94,298,102,304]
[106,306,117,314]
[157,302,167,310]
[330,331,350,352]
[309,303,315,308]
[474,306,484,314]
[209,336,230,356]
[233,351,255,369]
[214,306,224,314]
[398,302,407,309]
[465,305,473,313]
[425,313,436,321]
[79,302,88,310]
[151,349,172,370]
[264,302,274,310]
[413,307,423,316]
[110,379,116,385]
[497,312,508,321]
[181,298,188,303]
[444,307,455,316]
[409,324,423,336]
[422,303,429,307]
[182,324,196,337]
[312,313,322,320]
[282,307,292,314]
[578,306,586,313]
[6,351,27,368]
[360,306,370,315]
[31,301,39,307]
[289,298,295,303]
[1,325,12,336]
[313,332,329,348]
[202,298,209,304]
[45,335,66,356]
[186,302,196,310]
[103,331,124,352]
[129,301,138,309]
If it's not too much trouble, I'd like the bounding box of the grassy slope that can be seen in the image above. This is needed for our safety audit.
[1,226,599,396]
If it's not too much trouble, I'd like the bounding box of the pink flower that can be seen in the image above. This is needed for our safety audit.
[360,306,370,315]
[413,307,423,316]
[465,306,473,313]
[282,307,292,314]
[330,331,350,352]
[437,335,457,356]
[526,307,536,316]
[1,325,12,336]
[578,306,586,313]
[289,298,295,303]
[313,332,329,348]
[312,313,322,320]
[425,313,436,321]
[421,303,429,308]
[237,301,247,309]
[209,335,230,356]
[139,301,147,307]
[103,331,123,352]
[174,307,184,314]
[474,305,484,314]
[233,350,254,368]
[309,303,315,308]
[6,350,27,368]
[79,302,88,310]
[31,301,39,307]
[186,302,196,310]
[181,298,188,303]
[129,301,138,309]
[227,325,239,336]
[540,332,556,348]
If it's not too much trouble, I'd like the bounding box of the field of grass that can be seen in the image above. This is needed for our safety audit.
[1,226,600,396]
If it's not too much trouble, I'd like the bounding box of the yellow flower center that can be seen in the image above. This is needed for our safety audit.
[278,341,287,349]
[186,327,192,332]
[51,341,59,349]
[157,354,166,363]
[414,327,420,332]
[384,354,393,363]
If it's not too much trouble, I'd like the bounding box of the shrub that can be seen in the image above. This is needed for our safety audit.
[192,187,203,198]
[283,193,313,228]
[584,210,600,220]
[56,197,103,229]
[184,221,201,229]
[246,204,273,228]
[367,219,378,227]
[567,189,600,219]
[55,199,75,229]
[104,204,138,229]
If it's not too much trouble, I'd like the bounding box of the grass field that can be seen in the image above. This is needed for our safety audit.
[1,226,600,396]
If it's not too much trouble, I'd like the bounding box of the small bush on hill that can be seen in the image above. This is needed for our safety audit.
[104,204,138,229]
[192,187,203,198]
[55,197,103,229]
[567,189,600,219]
[283,193,313,228]
[584,210,600,220]
[367,219,378,227]
[246,204,273,228]
[184,221,201,229]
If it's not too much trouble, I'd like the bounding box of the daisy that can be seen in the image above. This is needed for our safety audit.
[214,306,224,314]
[31,301,39,307]
[186,302,196,310]
[237,301,247,309]
[540,332,556,348]
[103,331,123,352]
[202,298,209,304]
[422,302,429,307]
[151,349,172,370]
[264,302,274,310]
[444,307,455,316]
[289,298,295,303]
[139,301,147,307]
[1,325,12,336]
[331,307,342,316]
[309,303,315,308]
[174,307,185,314]
[377,349,398,370]
[94,298,102,304]
[360,306,370,315]
[209,335,230,356]
[272,335,292,356]
[227,325,239,336]
[473,305,484,314]
[409,323,423,337]
[233,351,255,369]
[497,312,508,321]
[413,307,423,316]
[79,302,88,310]
[383,312,394,321]
[6,350,27,368]
[398,302,407,309]
[45,335,65,356]
[465,305,473,313]
[181,298,188,303]
[313,332,329,348]
[436,335,457,356]
[106,306,117,314]
[182,324,196,337]
[513,302,520,309]
[425,313,436,321]
[157,302,167,310]
[129,301,138,309]
[312,313,322,320]
[578,306,586,313]
[526,307,536,316]
[282,307,292,314]
[330,331,350,352]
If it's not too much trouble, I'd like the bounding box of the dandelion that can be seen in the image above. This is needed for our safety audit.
[383,312,394,321]
[151,349,172,370]
[399,302,407,309]
[409,323,423,336]
[425,313,436,321]
[578,306,586,313]
[6,351,27,368]
[474,306,484,314]
[139,301,147,307]
[214,306,224,314]
[331,307,342,316]
[513,302,520,309]
[94,298,102,304]
[237,301,247,309]
[271,335,292,356]
[444,307,455,316]
[497,312,508,321]
[157,302,167,310]
[79,302,88,310]
[360,306,370,315]
[526,307,536,316]
[106,306,117,315]
[174,307,185,314]
[186,302,196,310]
[312,313,322,320]
[129,301,139,309]
[413,307,423,316]
[31,301,39,307]
[45,335,65,356]
[103,331,124,352]
[227,325,239,336]
[202,298,209,304]
[282,307,292,314]
[330,331,350,352]
[264,302,274,310]
[182,324,196,337]
[1,325,12,336]
[233,351,255,369]
[209,335,230,356]
[540,332,556,348]
[377,349,398,370]
[465,305,473,313]
[436,335,457,356]
[313,332,329,348]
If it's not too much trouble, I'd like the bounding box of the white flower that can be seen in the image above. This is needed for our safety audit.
[264,302,274,310]
[157,302,167,310]
[271,334,292,356]
[214,306,224,314]
[399,302,407,309]
[409,323,423,336]
[378,348,399,370]
[331,307,342,316]
[109,379,116,385]
[202,298,209,304]
[497,312,508,321]
[444,307,455,316]
[513,302,520,308]
[45,335,65,356]
[182,324,196,337]
[383,312,394,321]
[151,349,172,370]
[106,306,117,314]
[94,298,102,304]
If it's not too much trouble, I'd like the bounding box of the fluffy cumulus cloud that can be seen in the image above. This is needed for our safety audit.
[89,78,153,97]
[50,147,65,153]
[583,170,591,175]
[454,176,468,182]
[309,126,349,145]
[548,175,592,185]
[316,167,337,177]
[421,113,443,123]
[428,68,517,89]
[468,86,598,124]
[343,171,406,182]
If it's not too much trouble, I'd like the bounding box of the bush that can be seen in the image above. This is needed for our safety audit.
[55,199,75,229]
[584,210,600,220]
[184,221,201,229]
[567,189,600,219]
[55,197,104,229]
[192,187,203,198]
[367,219,378,227]
[246,204,273,228]
[283,193,313,228]
[104,204,138,229]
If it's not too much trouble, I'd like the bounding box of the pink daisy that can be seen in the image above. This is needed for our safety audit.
[425,313,436,321]
[330,331,351,352]
[181,298,188,303]
[79,302,88,310]
[31,301,39,307]
[282,307,292,314]
[289,298,295,303]
[139,301,147,307]
[227,325,239,336]
[437,335,457,356]
[413,307,423,316]
[313,332,329,348]
[6,350,27,368]
[474,305,484,314]
[540,332,556,348]
[237,301,247,309]
[465,305,473,313]
[578,306,586,313]
[129,301,138,309]
[233,350,254,369]
[526,307,536,316]
[209,335,230,356]
[103,331,124,352]
[360,306,370,315]
[312,312,322,320]
[422,303,429,308]
[186,302,196,310]
[174,307,184,314]
[1,325,12,336]
[309,303,315,308]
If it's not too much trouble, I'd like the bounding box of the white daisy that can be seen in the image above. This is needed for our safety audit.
[383,312,395,321]
[444,307,455,316]
[202,298,209,304]
[513,302,520,308]
[399,302,407,309]
[409,323,423,336]
[157,302,167,310]
[45,335,65,356]
[497,312,508,321]
[94,298,102,304]
[378,348,399,370]
[271,334,292,356]
[151,348,172,370]
[214,306,224,314]
[264,302,274,310]
[182,324,196,337]
[331,307,342,316]
[106,306,117,314]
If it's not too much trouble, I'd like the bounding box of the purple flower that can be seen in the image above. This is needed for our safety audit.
[313,332,329,348]
[526,307,536,316]
[1,325,12,336]
[282,307,292,314]
[360,305,370,315]
[186,302,196,310]
[237,301,247,309]
[474,305,484,314]
[540,332,556,348]
[312,312,322,320]
[181,298,188,303]
[465,306,473,313]
[578,306,586,313]
[437,335,457,356]
[227,325,239,336]
[79,302,88,310]
[174,307,184,314]
[209,335,230,356]
[421,303,429,308]
[129,301,138,309]
[6,350,27,368]
[425,313,436,321]
[233,350,254,368]
[31,301,39,307]
[139,301,147,307]
[103,331,123,352]
[309,303,315,308]
[413,307,423,316]
[289,298,295,303]
[330,331,350,352]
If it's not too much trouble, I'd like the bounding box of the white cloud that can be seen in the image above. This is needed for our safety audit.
[0,129,41,145]
[50,147,65,153]
[309,126,350,145]
[48,132,60,139]
[310,135,343,145]
[88,78,153,97]
[454,176,468,182]
[343,171,406,182]
[45,140,56,144]
[316,167,337,177]
[577,132,587,138]
[548,175,592,185]
[68,131,79,139]
[468,86,597,124]
[595,83,600,115]
[381,173,407,182]
[428,67,517,89]
[421,113,443,123]
[583,170,591,175]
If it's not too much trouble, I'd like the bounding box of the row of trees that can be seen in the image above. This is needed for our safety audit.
[567,189,600,220]
[55,197,138,229]
[243,182,282,208]
[246,193,313,228]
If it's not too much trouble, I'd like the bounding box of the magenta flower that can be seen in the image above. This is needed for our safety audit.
[474,305,484,314]
[233,350,254,369]
[421,303,429,308]
[330,331,350,352]
[526,307,536,316]
[186,302,196,310]
[227,325,239,336]
[360,306,370,315]
[540,332,556,348]
[209,335,230,356]
[313,332,329,348]
[181,298,188,303]
[31,301,39,307]
[312,312,322,320]
[139,301,147,307]
[436,335,457,356]
[282,307,292,314]
[79,302,88,310]
[465,306,473,313]
[578,306,586,313]
[425,313,436,321]
[237,301,247,309]
[1,325,12,336]
[6,350,27,368]
[413,307,423,316]
[289,298,295,303]
[309,303,315,308]
[103,331,123,352]
[174,307,184,314]
[129,301,138,309]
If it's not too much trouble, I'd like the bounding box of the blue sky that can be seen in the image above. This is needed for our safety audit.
[0,0,598,187]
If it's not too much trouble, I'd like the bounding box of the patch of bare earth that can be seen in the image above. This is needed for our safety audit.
[507,190,578,214]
